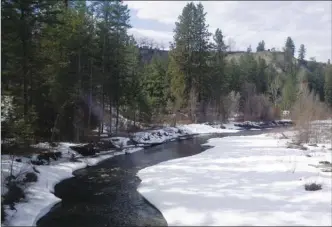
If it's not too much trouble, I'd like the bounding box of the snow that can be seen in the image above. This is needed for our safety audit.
[131,124,240,145]
[137,133,332,226]
[0,120,292,226]
[178,124,240,134]
[100,137,132,148]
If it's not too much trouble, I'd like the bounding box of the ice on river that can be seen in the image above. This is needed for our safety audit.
[137,133,332,226]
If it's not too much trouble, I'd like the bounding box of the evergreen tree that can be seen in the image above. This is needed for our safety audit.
[210,28,229,120]
[2,0,63,143]
[284,36,296,73]
[285,37,295,57]
[169,2,211,122]
[256,40,265,52]
[298,44,306,62]
[247,45,252,53]
[325,65,332,106]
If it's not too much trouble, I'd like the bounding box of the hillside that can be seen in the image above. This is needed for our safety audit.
[139,48,326,85]
[225,50,326,74]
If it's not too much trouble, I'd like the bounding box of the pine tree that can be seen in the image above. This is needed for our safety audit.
[247,45,252,53]
[285,37,295,57]
[298,44,306,63]
[192,3,211,122]
[169,2,196,121]
[256,40,265,52]
[2,0,63,143]
[210,28,229,121]
[325,65,332,106]
[284,36,296,73]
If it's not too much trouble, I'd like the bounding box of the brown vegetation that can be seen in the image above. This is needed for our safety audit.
[291,86,331,144]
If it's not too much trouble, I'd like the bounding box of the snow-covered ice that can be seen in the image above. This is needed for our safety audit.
[137,133,332,226]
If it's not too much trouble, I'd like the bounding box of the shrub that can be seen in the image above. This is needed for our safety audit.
[1,200,5,223]
[23,172,38,183]
[3,183,25,207]
[304,183,322,191]
[291,86,330,144]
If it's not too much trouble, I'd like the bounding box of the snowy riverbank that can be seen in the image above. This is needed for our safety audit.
[1,123,241,226]
[137,130,332,225]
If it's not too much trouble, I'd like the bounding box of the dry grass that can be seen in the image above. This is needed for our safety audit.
[291,87,332,144]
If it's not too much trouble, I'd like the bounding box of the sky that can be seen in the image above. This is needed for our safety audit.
[126,1,332,62]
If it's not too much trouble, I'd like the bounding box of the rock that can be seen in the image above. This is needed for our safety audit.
[54,151,62,159]
[37,153,51,163]
[157,131,163,137]
[321,168,332,172]
[220,125,226,129]
[37,151,61,162]
[31,160,45,165]
[49,142,58,147]
[96,140,117,151]
[143,135,150,141]
[70,144,96,156]
[319,161,331,165]
[127,138,138,146]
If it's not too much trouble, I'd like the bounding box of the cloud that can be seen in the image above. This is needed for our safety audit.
[126,1,331,62]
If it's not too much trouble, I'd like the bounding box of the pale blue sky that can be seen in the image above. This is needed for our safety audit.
[126,1,332,62]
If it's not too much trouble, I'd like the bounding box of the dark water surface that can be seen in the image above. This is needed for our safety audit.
[37,130,273,227]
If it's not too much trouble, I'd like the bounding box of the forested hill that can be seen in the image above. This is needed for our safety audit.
[2,1,331,145]
[139,47,327,75]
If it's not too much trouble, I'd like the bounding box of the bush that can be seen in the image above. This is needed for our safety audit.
[23,172,38,183]
[304,183,322,191]
[241,82,276,121]
[3,183,25,207]
[1,201,5,223]
[291,86,330,144]
[244,94,275,121]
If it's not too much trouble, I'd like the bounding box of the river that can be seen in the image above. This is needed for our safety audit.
[37,130,274,227]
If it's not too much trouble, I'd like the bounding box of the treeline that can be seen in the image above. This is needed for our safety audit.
[1,1,332,144]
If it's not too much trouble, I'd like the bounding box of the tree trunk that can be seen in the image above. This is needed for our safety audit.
[20,6,28,121]
[109,99,112,135]
[101,33,106,135]
[115,104,119,135]
[88,58,93,130]
[101,93,104,134]
[133,109,136,128]
[64,0,68,8]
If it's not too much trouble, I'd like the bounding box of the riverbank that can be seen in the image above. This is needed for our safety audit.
[1,123,241,226]
[137,128,332,225]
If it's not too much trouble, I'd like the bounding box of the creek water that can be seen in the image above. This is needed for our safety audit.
[37,129,275,227]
